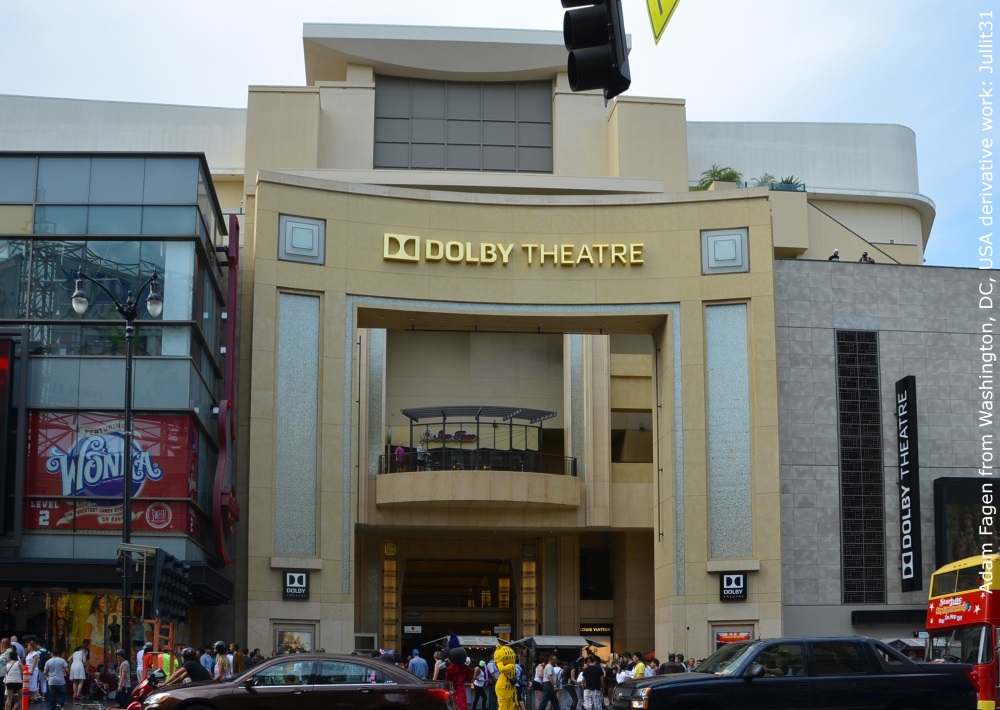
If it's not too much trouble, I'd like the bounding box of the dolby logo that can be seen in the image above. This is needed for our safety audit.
[283,570,310,600]
[720,572,747,601]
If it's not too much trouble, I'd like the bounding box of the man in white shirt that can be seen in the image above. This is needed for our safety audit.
[537,655,558,710]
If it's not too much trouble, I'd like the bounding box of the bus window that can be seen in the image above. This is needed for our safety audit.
[956,567,985,593]
[930,570,958,597]
[927,626,991,665]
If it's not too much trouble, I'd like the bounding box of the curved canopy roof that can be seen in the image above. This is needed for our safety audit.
[401,405,556,424]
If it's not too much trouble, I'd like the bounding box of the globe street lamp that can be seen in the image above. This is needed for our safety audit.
[71,267,162,655]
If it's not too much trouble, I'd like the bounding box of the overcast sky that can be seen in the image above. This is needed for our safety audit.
[0,1,982,268]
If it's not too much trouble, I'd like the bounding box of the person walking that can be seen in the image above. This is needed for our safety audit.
[446,657,473,710]
[563,661,580,710]
[407,649,428,680]
[68,646,87,702]
[212,643,232,681]
[25,640,41,703]
[536,655,558,710]
[230,644,245,674]
[432,651,446,680]
[471,661,488,710]
[43,648,68,710]
[579,656,605,710]
[3,649,23,710]
[115,649,131,708]
[199,646,214,676]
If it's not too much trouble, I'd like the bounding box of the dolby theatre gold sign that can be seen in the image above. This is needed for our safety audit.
[383,233,644,267]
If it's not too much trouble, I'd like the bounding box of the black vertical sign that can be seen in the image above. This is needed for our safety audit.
[0,337,11,533]
[896,375,922,592]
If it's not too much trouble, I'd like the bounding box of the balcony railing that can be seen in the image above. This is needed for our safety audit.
[378,450,576,476]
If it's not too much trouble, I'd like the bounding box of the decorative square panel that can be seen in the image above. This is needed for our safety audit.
[702,228,749,274]
[279,214,325,265]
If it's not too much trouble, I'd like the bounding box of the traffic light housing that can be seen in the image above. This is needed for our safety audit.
[150,548,191,623]
[562,0,631,101]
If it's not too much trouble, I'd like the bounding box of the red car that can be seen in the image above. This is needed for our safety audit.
[139,653,457,710]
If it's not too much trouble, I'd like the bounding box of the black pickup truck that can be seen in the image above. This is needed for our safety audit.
[610,636,976,710]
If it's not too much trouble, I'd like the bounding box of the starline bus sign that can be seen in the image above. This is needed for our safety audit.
[928,591,989,626]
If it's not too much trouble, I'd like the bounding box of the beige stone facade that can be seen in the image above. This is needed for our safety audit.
[227,24,935,660]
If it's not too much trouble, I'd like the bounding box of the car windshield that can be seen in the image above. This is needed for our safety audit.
[694,642,756,676]
[927,625,993,664]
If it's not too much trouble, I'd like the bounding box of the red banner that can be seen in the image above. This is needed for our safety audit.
[26,412,198,499]
[927,590,992,628]
[23,498,196,533]
[716,631,753,645]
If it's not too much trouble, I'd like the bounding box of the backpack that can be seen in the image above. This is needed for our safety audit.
[37,649,51,672]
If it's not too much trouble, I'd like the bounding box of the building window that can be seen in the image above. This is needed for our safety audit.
[374,77,553,173]
[580,548,612,600]
[835,330,886,604]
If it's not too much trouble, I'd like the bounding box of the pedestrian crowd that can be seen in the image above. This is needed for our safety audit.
[399,647,703,710]
[1,633,265,710]
[532,651,701,710]
[2,635,70,710]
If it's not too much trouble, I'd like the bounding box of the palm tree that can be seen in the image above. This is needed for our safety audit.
[697,164,742,190]
[751,172,776,187]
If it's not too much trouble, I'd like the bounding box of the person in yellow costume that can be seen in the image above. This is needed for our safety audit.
[493,644,518,710]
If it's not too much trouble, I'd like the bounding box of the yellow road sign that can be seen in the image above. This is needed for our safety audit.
[647,0,681,44]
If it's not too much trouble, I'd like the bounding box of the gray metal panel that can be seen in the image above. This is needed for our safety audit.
[447,83,481,120]
[374,77,551,173]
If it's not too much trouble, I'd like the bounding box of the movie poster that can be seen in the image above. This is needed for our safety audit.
[53,593,124,668]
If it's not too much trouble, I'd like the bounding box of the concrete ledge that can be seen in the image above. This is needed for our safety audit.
[706,559,761,573]
[270,556,323,570]
[376,470,580,508]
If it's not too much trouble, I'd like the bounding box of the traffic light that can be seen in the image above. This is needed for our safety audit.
[562,0,631,101]
[150,548,191,623]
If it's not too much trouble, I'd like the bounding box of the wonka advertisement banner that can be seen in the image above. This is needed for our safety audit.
[24,412,199,531]
[24,498,196,533]
[27,411,197,498]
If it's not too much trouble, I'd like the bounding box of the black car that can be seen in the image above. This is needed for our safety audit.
[140,653,458,710]
[610,636,976,710]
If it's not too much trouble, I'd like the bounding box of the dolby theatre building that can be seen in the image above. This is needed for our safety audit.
[1,24,994,660]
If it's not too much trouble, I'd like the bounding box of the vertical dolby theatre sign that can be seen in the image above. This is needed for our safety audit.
[896,375,922,593]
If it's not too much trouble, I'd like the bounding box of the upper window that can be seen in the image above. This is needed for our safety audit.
[374,76,552,173]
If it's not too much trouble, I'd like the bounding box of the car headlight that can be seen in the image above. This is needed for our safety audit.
[629,688,650,709]
[145,692,170,706]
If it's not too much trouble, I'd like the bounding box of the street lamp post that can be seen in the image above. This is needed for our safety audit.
[71,268,162,657]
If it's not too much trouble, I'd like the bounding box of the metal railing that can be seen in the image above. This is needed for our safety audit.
[378,450,576,476]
